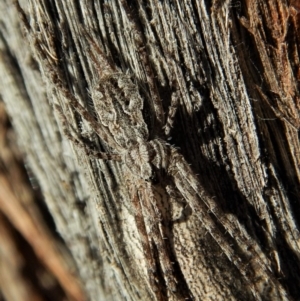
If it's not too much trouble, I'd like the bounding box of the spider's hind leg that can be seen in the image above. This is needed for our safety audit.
[167,147,290,300]
[130,180,178,300]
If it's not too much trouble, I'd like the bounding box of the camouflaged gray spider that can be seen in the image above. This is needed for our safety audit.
[14,0,289,298]
[53,34,284,301]
[55,60,181,295]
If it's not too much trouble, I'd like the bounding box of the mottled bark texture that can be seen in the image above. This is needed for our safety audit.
[0,0,299,301]
[0,102,86,301]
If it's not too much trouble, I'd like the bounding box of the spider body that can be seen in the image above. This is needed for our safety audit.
[91,72,149,150]
[90,74,179,292]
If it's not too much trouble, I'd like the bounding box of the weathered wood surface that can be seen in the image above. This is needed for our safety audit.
[0,102,85,301]
[0,0,299,300]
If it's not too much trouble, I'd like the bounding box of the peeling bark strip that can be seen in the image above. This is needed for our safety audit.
[0,0,299,300]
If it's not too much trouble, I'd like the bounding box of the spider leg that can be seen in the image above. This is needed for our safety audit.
[167,148,290,300]
[131,180,177,299]
[55,104,121,161]
[172,172,259,294]
[82,28,116,76]
[130,183,163,300]
[164,91,179,136]
[172,151,268,264]
[20,16,122,153]
[47,65,121,152]
[140,182,177,292]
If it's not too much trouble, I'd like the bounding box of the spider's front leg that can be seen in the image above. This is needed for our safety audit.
[54,104,121,161]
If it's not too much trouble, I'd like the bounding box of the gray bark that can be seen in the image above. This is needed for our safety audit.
[0,0,299,300]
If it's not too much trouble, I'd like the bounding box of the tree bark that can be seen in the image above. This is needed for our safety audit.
[0,0,299,301]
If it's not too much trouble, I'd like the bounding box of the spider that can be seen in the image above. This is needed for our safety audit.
[52,35,283,301]
[16,1,287,297]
